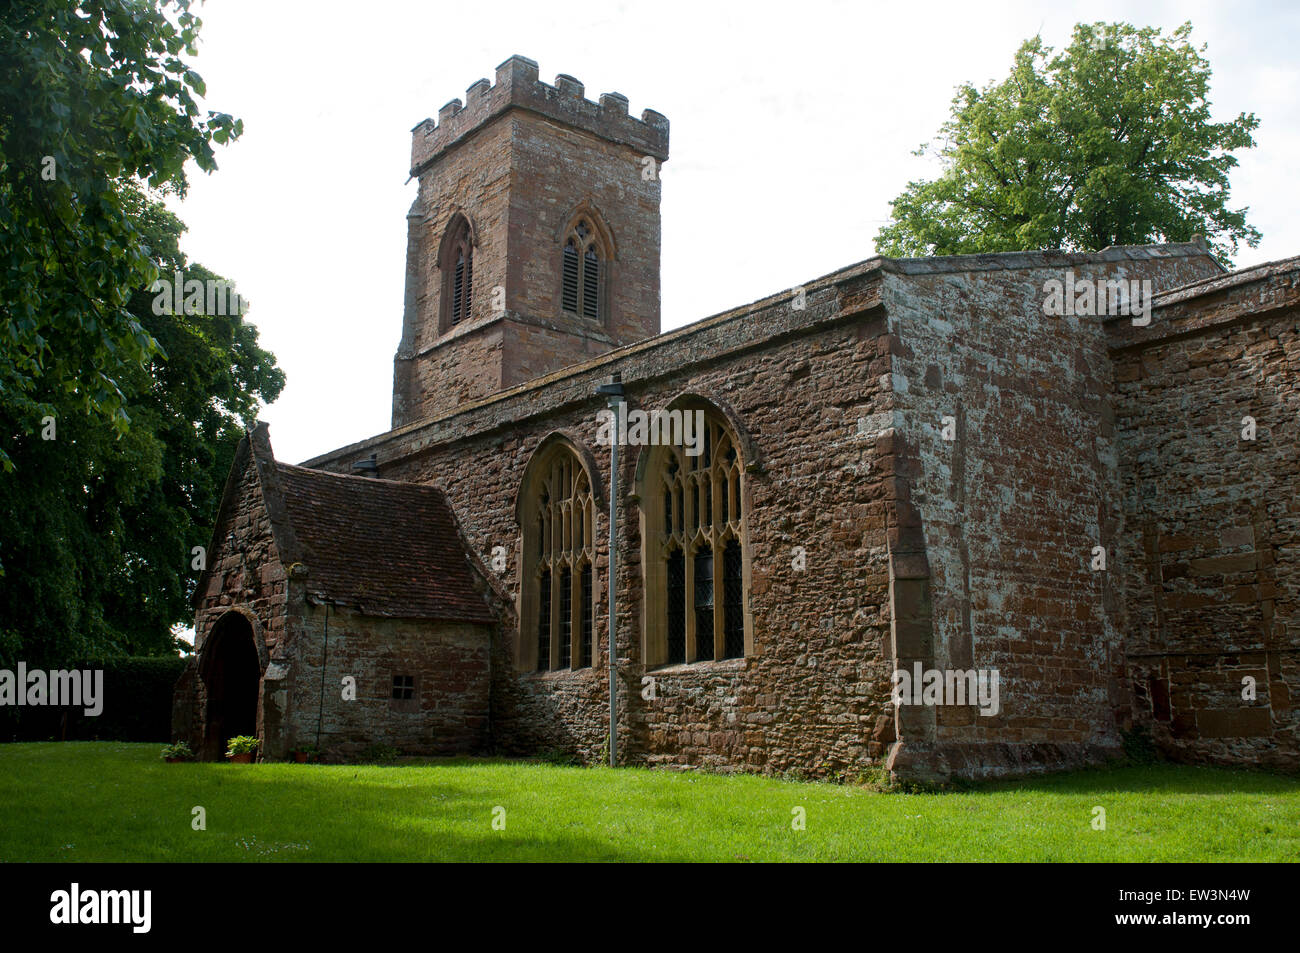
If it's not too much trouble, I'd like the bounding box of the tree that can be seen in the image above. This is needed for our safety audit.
[0,2,279,665]
[874,22,1261,264]
[0,185,284,667]
[0,0,242,471]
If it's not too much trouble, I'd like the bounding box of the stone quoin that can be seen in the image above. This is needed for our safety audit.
[173,55,1300,782]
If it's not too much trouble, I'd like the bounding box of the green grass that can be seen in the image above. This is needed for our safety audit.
[1,743,1297,862]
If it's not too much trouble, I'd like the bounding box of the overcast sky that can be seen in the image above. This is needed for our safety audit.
[168,0,1300,465]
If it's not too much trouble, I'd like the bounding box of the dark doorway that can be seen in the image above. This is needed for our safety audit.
[200,612,261,759]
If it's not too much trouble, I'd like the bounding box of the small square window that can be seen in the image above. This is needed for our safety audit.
[391,675,415,701]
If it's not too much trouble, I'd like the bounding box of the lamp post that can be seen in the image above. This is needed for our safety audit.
[595,373,625,768]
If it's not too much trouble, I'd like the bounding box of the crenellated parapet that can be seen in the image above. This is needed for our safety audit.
[410,54,670,175]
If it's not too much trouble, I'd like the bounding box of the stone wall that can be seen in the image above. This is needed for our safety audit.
[881,247,1222,780]
[308,244,1300,781]
[179,429,500,763]
[503,108,662,363]
[1109,260,1300,771]
[176,437,284,756]
[393,55,667,427]
[279,605,492,760]
[192,439,289,656]
[309,261,900,775]
[393,111,513,427]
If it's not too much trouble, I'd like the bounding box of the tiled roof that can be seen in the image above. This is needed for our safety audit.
[272,462,495,624]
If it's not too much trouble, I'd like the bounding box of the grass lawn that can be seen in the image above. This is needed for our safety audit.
[1,742,1296,862]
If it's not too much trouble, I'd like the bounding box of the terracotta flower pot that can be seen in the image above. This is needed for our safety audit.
[165,757,183,764]
[294,751,309,763]
[229,752,254,764]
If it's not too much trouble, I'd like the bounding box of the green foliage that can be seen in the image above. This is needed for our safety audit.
[226,735,259,756]
[1122,722,1161,764]
[359,743,400,764]
[0,0,243,470]
[0,2,279,667]
[161,740,194,760]
[2,745,1298,861]
[0,188,283,666]
[537,746,579,766]
[874,22,1260,265]
[854,765,894,792]
[0,655,188,741]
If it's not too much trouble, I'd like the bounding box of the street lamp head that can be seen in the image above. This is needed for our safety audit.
[595,371,624,401]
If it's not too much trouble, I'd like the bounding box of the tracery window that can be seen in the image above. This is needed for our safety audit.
[561,219,602,321]
[442,215,474,328]
[521,444,596,671]
[644,409,748,665]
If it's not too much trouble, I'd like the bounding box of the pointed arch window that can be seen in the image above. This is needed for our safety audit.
[441,216,474,329]
[562,219,603,321]
[520,444,597,671]
[643,410,749,666]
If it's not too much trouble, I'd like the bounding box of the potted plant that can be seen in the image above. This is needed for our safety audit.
[292,744,320,764]
[226,735,260,763]
[161,741,195,763]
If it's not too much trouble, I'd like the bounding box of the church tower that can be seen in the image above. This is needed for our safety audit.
[392,55,670,427]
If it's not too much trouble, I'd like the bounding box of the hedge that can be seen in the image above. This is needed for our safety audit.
[0,655,189,743]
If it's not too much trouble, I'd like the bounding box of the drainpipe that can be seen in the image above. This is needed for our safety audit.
[595,373,625,767]
[315,601,330,748]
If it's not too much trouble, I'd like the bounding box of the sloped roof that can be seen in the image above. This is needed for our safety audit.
[272,462,495,623]
[196,423,495,624]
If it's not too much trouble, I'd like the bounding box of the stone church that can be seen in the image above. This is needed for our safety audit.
[173,55,1300,781]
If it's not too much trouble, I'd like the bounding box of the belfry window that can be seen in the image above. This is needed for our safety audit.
[521,443,597,671]
[442,216,474,328]
[644,409,749,665]
[562,220,602,321]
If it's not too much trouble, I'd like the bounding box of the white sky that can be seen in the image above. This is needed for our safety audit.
[169,0,1300,465]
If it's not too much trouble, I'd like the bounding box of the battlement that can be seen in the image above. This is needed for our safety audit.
[410,55,670,175]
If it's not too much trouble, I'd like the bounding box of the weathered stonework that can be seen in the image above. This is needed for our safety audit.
[1109,259,1300,772]
[175,425,497,762]
[318,268,897,774]
[392,55,667,427]
[287,607,490,759]
[176,57,1300,782]
[880,249,1222,780]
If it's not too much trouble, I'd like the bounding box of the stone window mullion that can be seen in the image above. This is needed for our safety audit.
[684,541,696,661]
[549,559,562,670]
[569,562,582,669]
[642,408,751,669]
[521,446,599,673]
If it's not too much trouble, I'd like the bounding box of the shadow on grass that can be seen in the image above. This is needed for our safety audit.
[3,744,1297,862]
[1,744,709,862]
[960,761,1300,797]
